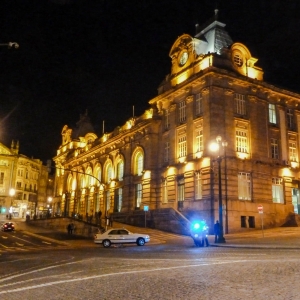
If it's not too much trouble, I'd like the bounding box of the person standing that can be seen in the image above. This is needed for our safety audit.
[214,220,220,243]
[67,223,72,234]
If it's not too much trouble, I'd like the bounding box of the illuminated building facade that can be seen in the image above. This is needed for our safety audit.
[0,140,50,217]
[53,11,300,232]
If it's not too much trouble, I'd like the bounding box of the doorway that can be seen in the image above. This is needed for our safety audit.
[292,188,300,214]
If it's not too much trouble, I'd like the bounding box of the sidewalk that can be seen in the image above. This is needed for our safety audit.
[113,221,300,249]
[4,215,300,249]
[211,227,300,249]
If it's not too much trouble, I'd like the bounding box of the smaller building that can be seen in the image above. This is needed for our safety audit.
[0,140,52,218]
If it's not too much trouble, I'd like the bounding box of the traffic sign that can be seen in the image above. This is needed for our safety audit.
[258,205,263,214]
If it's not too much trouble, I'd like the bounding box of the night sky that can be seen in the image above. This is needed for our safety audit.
[0,0,300,163]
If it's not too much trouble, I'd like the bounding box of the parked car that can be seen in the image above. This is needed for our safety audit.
[94,228,150,248]
[1,222,15,232]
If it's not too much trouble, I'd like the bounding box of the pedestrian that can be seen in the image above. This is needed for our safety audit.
[214,220,220,243]
[67,223,72,234]
[70,223,74,234]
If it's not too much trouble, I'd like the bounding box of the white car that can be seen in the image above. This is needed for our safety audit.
[94,228,150,248]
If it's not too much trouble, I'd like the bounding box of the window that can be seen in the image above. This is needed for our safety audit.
[0,172,4,185]
[287,108,294,130]
[16,182,22,188]
[195,93,203,115]
[134,152,144,176]
[271,138,279,159]
[178,178,185,201]
[269,104,277,124]
[236,129,248,153]
[80,175,85,188]
[117,188,122,212]
[195,128,203,152]
[117,160,124,181]
[106,163,113,183]
[289,140,297,162]
[86,169,93,186]
[96,168,102,185]
[233,53,243,67]
[235,93,246,115]
[178,135,187,158]
[238,172,251,200]
[135,183,142,208]
[195,172,202,200]
[25,171,28,179]
[164,109,170,129]
[178,101,186,123]
[272,177,283,203]
[106,190,111,210]
[17,169,23,177]
[164,141,170,163]
[162,179,168,203]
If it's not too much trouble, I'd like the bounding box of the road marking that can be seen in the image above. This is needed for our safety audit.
[1,236,8,239]
[15,242,24,246]
[0,259,249,294]
[42,241,51,245]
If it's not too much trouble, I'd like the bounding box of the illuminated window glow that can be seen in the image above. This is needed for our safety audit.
[236,130,248,153]
[272,177,283,203]
[238,172,251,200]
[235,93,246,115]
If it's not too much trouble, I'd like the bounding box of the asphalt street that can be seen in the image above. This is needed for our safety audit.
[2,215,300,250]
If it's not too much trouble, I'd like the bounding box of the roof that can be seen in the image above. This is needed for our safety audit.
[194,9,233,55]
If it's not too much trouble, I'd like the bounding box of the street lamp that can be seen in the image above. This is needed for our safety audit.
[9,188,15,219]
[209,135,227,243]
[0,42,19,49]
[48,197,53,217]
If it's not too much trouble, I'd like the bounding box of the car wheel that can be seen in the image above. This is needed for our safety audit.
[137,238,145,246]
[102,239,111,248]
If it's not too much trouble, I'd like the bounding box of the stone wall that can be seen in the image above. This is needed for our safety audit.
[28,217,99,238]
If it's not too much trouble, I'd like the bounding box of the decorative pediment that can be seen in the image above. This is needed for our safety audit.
[230,43,263,80]
[0,143,13,155]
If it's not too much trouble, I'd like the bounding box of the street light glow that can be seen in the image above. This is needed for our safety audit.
[209,141,219,152]
[9,188,15,197]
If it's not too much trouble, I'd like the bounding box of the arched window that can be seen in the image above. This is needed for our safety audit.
[86,168,93,186]
[80,175,85,189]
[117,160,124,181]
[134,152,144,176]
[95,167,102,186]
[105,163,113,183]
[67,175,73,192]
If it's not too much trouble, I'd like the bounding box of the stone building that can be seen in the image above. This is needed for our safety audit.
[53,11,300,232]
[0,140,51,218]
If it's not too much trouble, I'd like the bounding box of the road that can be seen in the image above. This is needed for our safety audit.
[0,232,299,299]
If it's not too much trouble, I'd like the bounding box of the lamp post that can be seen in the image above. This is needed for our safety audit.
[0,42,19,49]
[9,188,15,219]
[210,136,227,243]
[55,166,105,218]
[47,197,53,217]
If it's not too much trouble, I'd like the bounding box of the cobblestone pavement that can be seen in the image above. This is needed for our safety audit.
[0,246,299,299]
[2,217,300,299]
